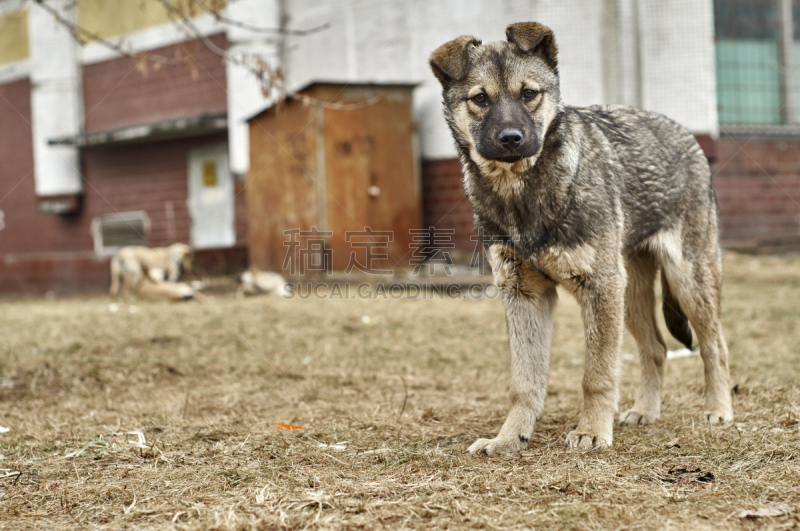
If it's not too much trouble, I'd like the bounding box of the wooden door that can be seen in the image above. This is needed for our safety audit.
[323,106,371,272]
[323,93,420,273]
[246,103,319,273]
[364,96,420,270]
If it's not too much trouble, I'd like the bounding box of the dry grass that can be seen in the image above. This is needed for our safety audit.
[1,251,799,530]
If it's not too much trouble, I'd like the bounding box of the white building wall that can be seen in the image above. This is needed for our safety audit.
[615,0,643,108]
[639,0,718,135]
[285,0,605,160]
[17,0,718,171]
[284,0,717,159]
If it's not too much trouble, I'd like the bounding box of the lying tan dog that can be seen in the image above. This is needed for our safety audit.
[136,276,195,302]
[110,243,192,299]
[237,269,288,298]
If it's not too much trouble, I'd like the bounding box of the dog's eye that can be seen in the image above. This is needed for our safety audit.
[472,93,488,106]
[522,88,538,101]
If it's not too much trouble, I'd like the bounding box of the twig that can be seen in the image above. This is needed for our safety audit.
[322,452,348,466]
[32,0,184,66]
[35,0,376,112]
[194,0,330,35]
[159,0,380,110]
[61,490,81,525]
[289,93,382,111]
[124,492,137,514]
[398,375,409,418]
[182,390,191,419]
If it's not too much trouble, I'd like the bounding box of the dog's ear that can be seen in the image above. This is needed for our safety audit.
[429,35,481,85]
[506,22,557,69]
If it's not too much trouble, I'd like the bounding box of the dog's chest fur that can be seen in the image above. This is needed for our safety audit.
[469,181,604,285]
[460,117,619,284]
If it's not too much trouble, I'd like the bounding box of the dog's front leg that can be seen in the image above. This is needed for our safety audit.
[468,245,557,456]
[565,270,626,450]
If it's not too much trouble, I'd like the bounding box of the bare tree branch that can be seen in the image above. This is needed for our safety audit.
[32,0,187,66]
[32,0,380,111]
[193,0,330,36]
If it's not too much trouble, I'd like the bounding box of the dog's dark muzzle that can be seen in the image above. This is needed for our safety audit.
[476,98,540,162]
[478,128,540,162]
[493,129,529,162]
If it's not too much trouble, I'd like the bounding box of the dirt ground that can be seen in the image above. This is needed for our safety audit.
[1,251,799,530]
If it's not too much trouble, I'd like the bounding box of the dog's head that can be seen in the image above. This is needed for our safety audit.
[430,22,561,166]
[169,243,193,274]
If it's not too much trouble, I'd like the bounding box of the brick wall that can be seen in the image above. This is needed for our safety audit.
[82,33,228,133]
[0,128,246,295]
[712,138,800,246]
[0,78,109,294]
[0,32,248,295]
[421,159,476,253]
[82,136,248,277]
[81,133,232,249]
[423,136,800,254]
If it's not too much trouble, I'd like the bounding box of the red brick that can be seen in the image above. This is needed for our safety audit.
[82,34,228,133]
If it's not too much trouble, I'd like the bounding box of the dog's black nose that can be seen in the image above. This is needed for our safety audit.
[498,129,523,149]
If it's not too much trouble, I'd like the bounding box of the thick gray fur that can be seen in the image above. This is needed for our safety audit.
[430,22,733,455]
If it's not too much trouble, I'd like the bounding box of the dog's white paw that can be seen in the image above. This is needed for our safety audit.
[618,408,659,426]
[704,409,733,425]
[467,435,528,457]
[565,430,611,450]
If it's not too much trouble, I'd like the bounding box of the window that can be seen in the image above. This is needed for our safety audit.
[91,211,150,257]
[715,0,800,126]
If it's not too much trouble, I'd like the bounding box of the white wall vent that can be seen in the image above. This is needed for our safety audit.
[91,211,151,258]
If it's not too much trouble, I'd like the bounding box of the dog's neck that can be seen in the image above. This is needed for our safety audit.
[466,149,538,199]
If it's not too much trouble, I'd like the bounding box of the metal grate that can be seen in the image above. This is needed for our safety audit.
[91,211,151,257]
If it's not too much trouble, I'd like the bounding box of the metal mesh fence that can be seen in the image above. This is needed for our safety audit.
[714,0,800,126]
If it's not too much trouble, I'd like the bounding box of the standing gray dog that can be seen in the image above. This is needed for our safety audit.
[430,22,732,455]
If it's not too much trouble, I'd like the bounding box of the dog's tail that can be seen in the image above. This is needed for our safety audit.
[661,270,693,349]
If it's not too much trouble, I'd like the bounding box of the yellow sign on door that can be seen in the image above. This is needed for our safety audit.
[202,159,218,187]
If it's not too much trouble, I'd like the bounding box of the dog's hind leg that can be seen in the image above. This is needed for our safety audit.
[618,250,667,426]
[658,229,733,425]
[467,244,558,456]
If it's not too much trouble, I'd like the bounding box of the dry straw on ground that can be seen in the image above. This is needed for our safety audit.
[1,251,799,530]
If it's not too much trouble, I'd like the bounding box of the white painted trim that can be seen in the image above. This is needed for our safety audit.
[223,0,279,176]
[0,58,29,84]
[225,41,276,176]
[79,13,227,65]
[28,0,83,197]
